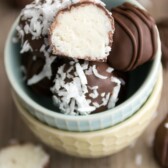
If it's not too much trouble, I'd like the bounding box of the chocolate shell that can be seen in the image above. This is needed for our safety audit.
[157,19,168,69]
[107,3,158,71]
[154,115,168,168]
[17,31,58,95]
[51,60,127,115]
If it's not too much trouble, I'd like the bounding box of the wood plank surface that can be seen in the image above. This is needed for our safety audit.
[0,0,168,167]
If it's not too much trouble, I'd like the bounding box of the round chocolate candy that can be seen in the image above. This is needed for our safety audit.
[157,19,168,69]
[107,2,158,71]
[154,115,168,168]
[51,60,126,115]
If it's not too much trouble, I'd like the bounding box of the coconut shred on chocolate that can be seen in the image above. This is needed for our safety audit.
[51,60,124,115]
[16,0,85,95]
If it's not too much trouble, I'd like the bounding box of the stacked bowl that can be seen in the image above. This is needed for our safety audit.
[5,0,162,158]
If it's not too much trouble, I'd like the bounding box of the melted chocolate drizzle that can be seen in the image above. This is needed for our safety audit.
[109,3,158,71]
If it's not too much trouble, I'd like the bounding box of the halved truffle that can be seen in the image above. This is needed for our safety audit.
[16,0,81,95]
[49,1,114,62]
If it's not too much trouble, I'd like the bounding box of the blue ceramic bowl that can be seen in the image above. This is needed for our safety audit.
[5,0,161,132]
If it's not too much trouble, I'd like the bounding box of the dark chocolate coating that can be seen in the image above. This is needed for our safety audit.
[17,19,61,95]
[154,115,168,168]
[87,61,117,113]
[107,3,158,71]
[20,37,57,96]
[87,62,127,113]
[52,60,127,114]
[157,19,168,69]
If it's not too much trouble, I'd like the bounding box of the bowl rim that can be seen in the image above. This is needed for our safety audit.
[13,69,162,136]
[5,0,161,121]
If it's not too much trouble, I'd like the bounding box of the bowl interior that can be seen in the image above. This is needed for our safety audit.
[8,35,153,112]
[5,0,155,114]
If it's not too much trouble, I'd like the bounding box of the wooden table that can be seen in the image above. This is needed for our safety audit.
[0,0,168,167]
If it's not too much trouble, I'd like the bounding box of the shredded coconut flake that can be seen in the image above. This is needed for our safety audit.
[27,45,56,85]
[76,63,88,85]
[51,62,96,115]
[85,67,93,75]
[92,65,107,79]
[20,40,33,53]
[165,123,168,129]
[101,92,105,97]
[93,102,100,108]
[88,86,99,90]
[89,89,99,99]
[135,154,143,166]
[106,67,114,73]
[108,77,122,109]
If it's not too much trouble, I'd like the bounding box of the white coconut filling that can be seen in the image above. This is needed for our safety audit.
[51,61,123,115]
[19,0,79,39]
[0,144,49,168]
[51,3,113,61]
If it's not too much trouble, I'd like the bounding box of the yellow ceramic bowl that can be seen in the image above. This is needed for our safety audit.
[13,70,162,158]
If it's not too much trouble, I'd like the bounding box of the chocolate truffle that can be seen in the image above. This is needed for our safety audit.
[107,3,158,71]
[49,1,114,62]
[16,0,80,95]
[157,19,168,69]
[154,115,168,168]
[0,143,50,168]
[51,60,126,115]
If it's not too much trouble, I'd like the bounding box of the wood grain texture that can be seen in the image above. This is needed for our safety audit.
[0,0,168,167]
